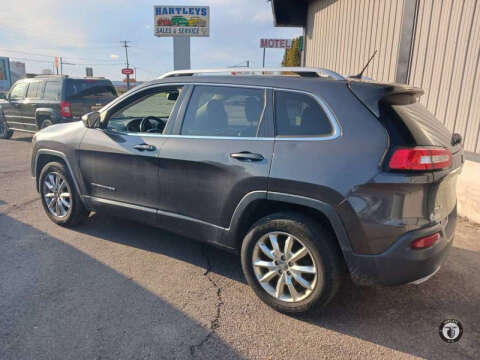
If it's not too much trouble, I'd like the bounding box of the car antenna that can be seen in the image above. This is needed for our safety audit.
[351,50,377,79]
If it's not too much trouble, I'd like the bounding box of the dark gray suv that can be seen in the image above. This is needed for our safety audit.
[0,75,116,138]
[30,68,463,313]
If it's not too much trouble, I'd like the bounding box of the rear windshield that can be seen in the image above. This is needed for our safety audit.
[65,79,116,100]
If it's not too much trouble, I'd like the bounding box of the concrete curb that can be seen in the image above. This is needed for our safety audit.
[457,160,480,224]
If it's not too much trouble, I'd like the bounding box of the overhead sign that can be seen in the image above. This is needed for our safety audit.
[260,39,293,49]
[122,68,134,75]
[153,5,210,37]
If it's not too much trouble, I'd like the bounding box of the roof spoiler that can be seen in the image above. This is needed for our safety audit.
[348,80,424,117]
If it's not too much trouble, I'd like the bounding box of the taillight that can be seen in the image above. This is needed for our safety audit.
[389,147,451,171]
[61,101,72,118]
[410,233,439,249]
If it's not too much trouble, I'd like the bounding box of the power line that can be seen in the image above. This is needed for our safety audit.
[0,48,125,64]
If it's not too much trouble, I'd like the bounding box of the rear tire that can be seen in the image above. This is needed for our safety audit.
[241,212,344,314]
[39,117,53,129]
[39,161,88,226]
[0,112,13,139]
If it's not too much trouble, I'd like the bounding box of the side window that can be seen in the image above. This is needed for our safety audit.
[9,82,27,100]
[43,81,61,101]
[274,91,333,137]
[107,86,182,134]
[181,85,265,137]
[26,81,43,99]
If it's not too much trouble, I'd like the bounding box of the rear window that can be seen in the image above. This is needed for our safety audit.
[274,91,333,136]
[181,85,265,138]
[43,81,61,101]
[65,79,116,100]
[26,81,43,99]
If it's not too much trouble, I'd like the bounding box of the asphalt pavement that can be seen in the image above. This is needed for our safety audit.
[1,132,479,359]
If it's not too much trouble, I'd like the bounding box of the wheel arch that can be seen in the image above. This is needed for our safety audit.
[226,192,353,258]
[34,150,86,207]
[35,108,56,128]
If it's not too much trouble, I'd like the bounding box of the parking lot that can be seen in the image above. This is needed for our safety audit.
[1,132,479,359]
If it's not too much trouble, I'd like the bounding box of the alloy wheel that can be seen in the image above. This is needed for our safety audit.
[42,172,72,218]
[252,232,320,303]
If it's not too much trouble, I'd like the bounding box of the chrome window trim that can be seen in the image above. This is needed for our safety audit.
[104,82,342,142]
[272,87,342,141]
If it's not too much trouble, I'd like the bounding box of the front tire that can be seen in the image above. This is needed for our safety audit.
[39,161,88,226]
[0,112,13,139]
[241,212,344,314]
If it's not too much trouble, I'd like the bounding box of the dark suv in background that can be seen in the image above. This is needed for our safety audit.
[0,75,116,138]
[30,68,463,313]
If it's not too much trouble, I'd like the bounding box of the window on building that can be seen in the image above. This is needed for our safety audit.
[181,85,265,138]
[274,91,333,137]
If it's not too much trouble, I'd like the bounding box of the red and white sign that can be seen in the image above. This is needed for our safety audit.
[260,39,293,49]
[122,68,134,75]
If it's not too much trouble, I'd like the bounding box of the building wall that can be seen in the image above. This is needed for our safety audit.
[305,0,405,82]
[305,0,480,154]
[408,0,480,154]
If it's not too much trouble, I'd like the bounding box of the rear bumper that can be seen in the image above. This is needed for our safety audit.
[345,207,456,286]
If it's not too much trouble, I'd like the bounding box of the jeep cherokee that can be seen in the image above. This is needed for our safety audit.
[30,68,463,313]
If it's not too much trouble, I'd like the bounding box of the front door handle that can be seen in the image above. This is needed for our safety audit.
[133,143,156,152]
[230,151,264,162]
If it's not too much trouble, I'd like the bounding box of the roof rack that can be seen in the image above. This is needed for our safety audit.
[158,67,345,80]
[34,74,68,78]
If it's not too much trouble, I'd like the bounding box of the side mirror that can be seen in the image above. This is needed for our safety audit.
[82,111,100,128]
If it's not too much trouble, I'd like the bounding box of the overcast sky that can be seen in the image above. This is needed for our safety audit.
[0,0,302,81]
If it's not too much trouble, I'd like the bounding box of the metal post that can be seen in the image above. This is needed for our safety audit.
[262,48,266,67]
[122,40,131,90]
[173,36,191,70]
[60,57,63,75]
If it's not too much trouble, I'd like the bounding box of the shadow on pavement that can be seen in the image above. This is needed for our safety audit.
[9,135,33,142]
[301,245,480,359]
[73,213,479,359]
[0,214,244,360]
[74,212,246,284]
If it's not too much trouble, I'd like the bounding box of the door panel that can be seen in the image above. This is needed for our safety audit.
[154,84,274,228]
[78,129,166,209]
[78,85,185,211]
[156,137,274,227]
[4,81,27,129]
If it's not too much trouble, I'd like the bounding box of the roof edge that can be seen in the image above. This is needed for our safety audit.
[270,0,308,27]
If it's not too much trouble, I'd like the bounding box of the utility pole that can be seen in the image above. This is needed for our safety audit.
[121,40,131,90]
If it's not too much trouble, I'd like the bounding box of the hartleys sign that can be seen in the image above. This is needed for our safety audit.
[153,5,210,37]
[260,39,293,49]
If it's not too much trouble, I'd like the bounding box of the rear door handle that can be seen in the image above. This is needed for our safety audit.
[230,151,264,162]
[133,143,156,152]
